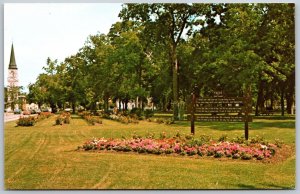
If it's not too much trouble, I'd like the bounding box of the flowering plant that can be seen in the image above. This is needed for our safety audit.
[79,135,279,160]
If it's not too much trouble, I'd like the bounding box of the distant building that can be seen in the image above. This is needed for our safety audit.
[5,44,26,112]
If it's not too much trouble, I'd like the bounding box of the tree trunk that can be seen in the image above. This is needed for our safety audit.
[104,97,109,112]
[136,96,139,109]
[50,102,56,113]
[286,75,295,114]
[255,79,264,116]
[281,86,285,116]
[72,101,76,114]
[270,96,274,109]
[171,45,179,120]
[118,99,122,110]
[286,94,293,114]
[141,99,144,110]
[125,99,128,110]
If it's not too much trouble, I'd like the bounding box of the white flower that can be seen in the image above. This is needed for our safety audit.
[260,145,268,150]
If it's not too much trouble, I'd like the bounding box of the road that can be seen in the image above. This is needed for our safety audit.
[4,113,37,123]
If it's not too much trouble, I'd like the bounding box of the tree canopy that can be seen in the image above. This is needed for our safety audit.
[27,3,295,117]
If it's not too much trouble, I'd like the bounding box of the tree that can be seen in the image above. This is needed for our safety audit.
[119,3,210,119]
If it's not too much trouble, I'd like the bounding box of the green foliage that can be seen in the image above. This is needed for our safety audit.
[17,116,36,126]
[218,134,228,142]
[55,112,71,125]
[28,4,294,119]
[144,109,154,119]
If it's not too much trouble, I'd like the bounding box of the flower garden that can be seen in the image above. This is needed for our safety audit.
[79,134,280,161]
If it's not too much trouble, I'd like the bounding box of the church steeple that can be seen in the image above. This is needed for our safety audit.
[8,44,17,69]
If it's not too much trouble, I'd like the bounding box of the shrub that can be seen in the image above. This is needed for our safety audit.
[64,116,71,124]
[232,136,246,144]
[130,108,143,118]
[250,135,268,145]
[218,134,228,142]
[17,116,36,126]
[55,116,64,125]
[164,118,174,125]
[55,112,71,125]
[274,138,284,148]
[214,151,224,158]
[144,109,154,119]
[199,135,212,144]
[154,118,164,124]
[80,111,102,125]
[159,132,167,139]
[39,112,52,118]
[232,153,241,159]
[241,153,252,160]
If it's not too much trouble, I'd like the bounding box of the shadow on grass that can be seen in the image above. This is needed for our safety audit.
[236,183,292,189]
[237,184,257,189]
[254,115,295,120]
[71,115,82,119]
[264,184,294,190]
[173,120,295,131]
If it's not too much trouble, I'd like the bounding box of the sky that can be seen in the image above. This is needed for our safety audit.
[4,3,122,92]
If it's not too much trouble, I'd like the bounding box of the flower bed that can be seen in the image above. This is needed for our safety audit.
[147,118,174,125]
[17,116,36,126]
[108,114,139,124]
[17,112,53,126]
[55,112,71,125]
[78,111,102,125]
[78,135,279,160]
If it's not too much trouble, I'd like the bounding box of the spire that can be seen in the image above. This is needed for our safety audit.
[8,43,17,69]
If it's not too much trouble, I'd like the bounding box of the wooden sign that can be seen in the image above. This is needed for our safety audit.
[189,87,252,140]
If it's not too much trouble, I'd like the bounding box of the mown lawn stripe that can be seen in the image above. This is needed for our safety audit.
[4,116,295,189]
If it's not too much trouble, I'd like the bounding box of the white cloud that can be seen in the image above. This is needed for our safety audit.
[4,3,122,91]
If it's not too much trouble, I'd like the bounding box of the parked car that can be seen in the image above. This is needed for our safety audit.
[14,109,21,114]
[64,108,72,112]
[23,110,31,115]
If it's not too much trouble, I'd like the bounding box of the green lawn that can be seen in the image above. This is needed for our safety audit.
[4,115,295,189]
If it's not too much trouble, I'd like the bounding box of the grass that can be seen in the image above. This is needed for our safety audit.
[4,115,295,189]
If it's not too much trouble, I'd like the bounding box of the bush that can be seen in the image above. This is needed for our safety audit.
[250,135,268,145]
[55,116,64,125]
[274,138,284,148]
[17,116,36,126]
[39,112,52,118]
[144,109,154,119]
[218,134,228,142]
[164,118,174,125]
[241,153,252,160]
[55,112,71,125]
[79,111,102,125]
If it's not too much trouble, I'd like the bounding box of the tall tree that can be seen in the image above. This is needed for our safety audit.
[119,3,210,119]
